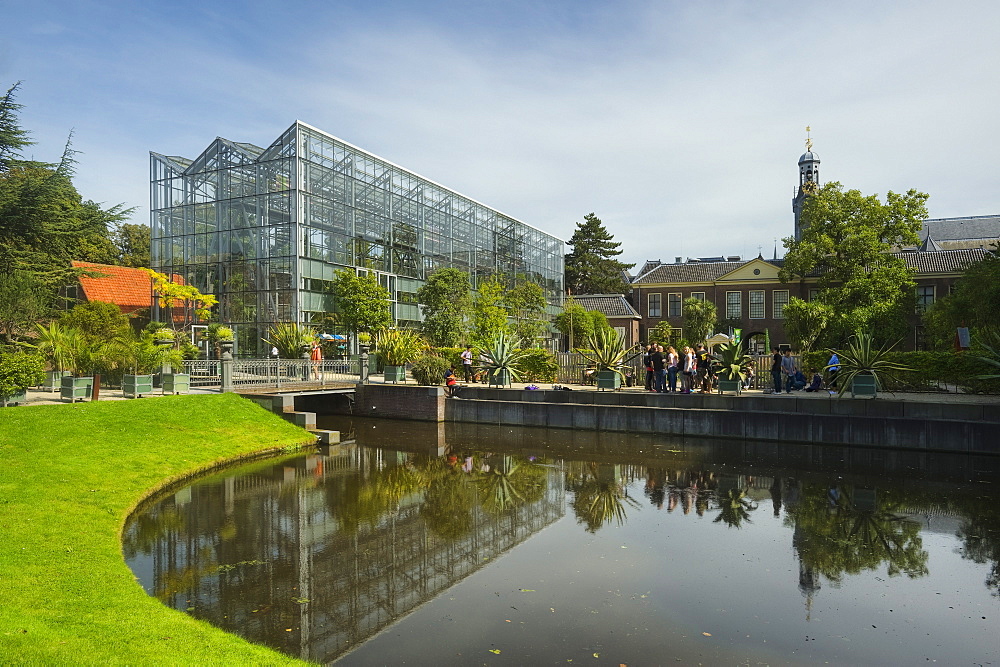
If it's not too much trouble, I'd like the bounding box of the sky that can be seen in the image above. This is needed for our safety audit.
[3,0,999,269]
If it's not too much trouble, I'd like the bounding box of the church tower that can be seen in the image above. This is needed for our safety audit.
[792,127,820,241]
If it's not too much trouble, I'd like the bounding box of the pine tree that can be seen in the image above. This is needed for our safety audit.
[564,213,634,295]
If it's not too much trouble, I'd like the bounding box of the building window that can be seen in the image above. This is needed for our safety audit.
[916,285,935,312]
[726,291,741,319]
[648,293,661,318]
[668,293,682,317]
[749,290,765,319]
[808,288,820,301]
[773,290,789,319]
[690,291,706,301]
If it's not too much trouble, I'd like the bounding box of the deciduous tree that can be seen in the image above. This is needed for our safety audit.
[682,297,716,344]
[470,276,510,347]
[505,281,547,348]
[329,269,392,334]
[416,267,471,346]
[780,182,927,344]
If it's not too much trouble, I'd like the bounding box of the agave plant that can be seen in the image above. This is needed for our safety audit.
[827,332,912,397]
[712,341,753,382]
[480,331,527,385]
[263,322,315,359]
[971,327,1000,379]
[576,328,629,376]
[374,328,428,366]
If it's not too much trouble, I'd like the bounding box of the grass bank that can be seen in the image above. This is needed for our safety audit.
[0,393,314,665]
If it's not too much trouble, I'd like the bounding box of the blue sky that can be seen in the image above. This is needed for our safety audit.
[4,0,998,267]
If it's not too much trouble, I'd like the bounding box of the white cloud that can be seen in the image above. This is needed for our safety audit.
[2,0,998,268]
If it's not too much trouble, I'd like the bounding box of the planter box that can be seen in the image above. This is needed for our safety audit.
[488,368,512,387]
[43,370,70,392]
[596,369,621,391]
[384,365,406,383]
[123,374,154,398]
[60,376,93,402]
[717,379,742,395]
[1,389,27,407]
[162,373,191,395]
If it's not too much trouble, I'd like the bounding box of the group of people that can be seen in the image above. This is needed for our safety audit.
[641,342,715,394]
[768,347,839,395]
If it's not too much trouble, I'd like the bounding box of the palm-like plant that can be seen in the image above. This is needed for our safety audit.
[200,323,235,359]
[34,322,81,374]
[479,331,527,385]
[109,330,182,375]
[826,332,912,397]
[374,328,428,366]
[713,487,758,528]
[263,322,315,359]
[576,328,629,377]
[712,341,753,382]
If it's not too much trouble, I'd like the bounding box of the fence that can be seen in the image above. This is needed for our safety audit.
[183,357,362,391]
[555,351,644,387]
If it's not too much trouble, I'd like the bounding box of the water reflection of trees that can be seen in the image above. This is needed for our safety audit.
[320,451,552,541]
[567,463,641,532]
[785,484,929,583]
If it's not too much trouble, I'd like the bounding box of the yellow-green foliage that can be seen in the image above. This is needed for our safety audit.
[0,394,312,665]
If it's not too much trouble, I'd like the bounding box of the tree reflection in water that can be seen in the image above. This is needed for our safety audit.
[713,487,758,528]
[567,462,641,532]
[786,484,929,583]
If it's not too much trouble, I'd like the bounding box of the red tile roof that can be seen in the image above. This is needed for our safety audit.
[71,262,154,314]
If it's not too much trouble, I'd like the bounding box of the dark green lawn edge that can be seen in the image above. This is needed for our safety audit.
[0,393,316,665]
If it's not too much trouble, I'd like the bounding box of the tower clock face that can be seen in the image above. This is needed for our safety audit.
[801,180,817,194]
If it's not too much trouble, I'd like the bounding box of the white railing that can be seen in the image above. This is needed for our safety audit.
[182,358,362,391]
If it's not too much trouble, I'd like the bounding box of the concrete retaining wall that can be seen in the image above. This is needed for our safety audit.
[446,387,1000,455]
[353,384,446,422]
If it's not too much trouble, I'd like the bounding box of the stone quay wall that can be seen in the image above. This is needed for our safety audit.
[342,384,1000,455]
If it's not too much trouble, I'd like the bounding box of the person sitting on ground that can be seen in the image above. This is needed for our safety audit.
[804,368,823,392]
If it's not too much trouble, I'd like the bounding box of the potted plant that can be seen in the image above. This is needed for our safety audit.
[577,328,630,390]
[713,341,752,395]
[480,332,527,388]
[0,350,45,407]
[263,322,315,359]
[827,332,911,398]
[34,322,76,392]
[117,330,182,398]
[35,323,97,402]
[374,328,428,383]
[200,323,235,359]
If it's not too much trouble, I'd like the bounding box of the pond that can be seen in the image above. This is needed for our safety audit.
[123,419,1000,665]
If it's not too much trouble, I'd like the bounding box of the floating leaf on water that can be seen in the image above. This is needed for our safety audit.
[520,588,536,592]
[489,649,501,654]
[702,632,712,637]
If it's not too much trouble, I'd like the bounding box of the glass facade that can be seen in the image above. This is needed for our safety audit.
[151,122,565,354]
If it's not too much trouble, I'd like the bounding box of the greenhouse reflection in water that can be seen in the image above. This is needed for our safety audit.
[123,420,1000,665]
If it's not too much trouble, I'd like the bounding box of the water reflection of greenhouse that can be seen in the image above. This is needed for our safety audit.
[127,445,565,663]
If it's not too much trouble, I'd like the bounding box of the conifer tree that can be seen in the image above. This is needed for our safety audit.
[564,213,634,295]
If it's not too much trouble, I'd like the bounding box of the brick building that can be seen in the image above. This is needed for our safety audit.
[628,142,999,351]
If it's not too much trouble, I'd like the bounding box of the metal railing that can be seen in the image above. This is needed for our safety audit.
[183,357,362,391]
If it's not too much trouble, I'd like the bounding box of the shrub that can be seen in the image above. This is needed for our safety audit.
[411,353,451,386]
[0,350,45,401]
[518,348,558,382]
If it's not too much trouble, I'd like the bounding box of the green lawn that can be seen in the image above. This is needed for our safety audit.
[0,393,314,665]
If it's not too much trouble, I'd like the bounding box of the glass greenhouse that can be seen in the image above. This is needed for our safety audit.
[150,121,565,354]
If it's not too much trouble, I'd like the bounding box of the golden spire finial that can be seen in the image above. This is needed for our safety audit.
[805,126,813,152]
